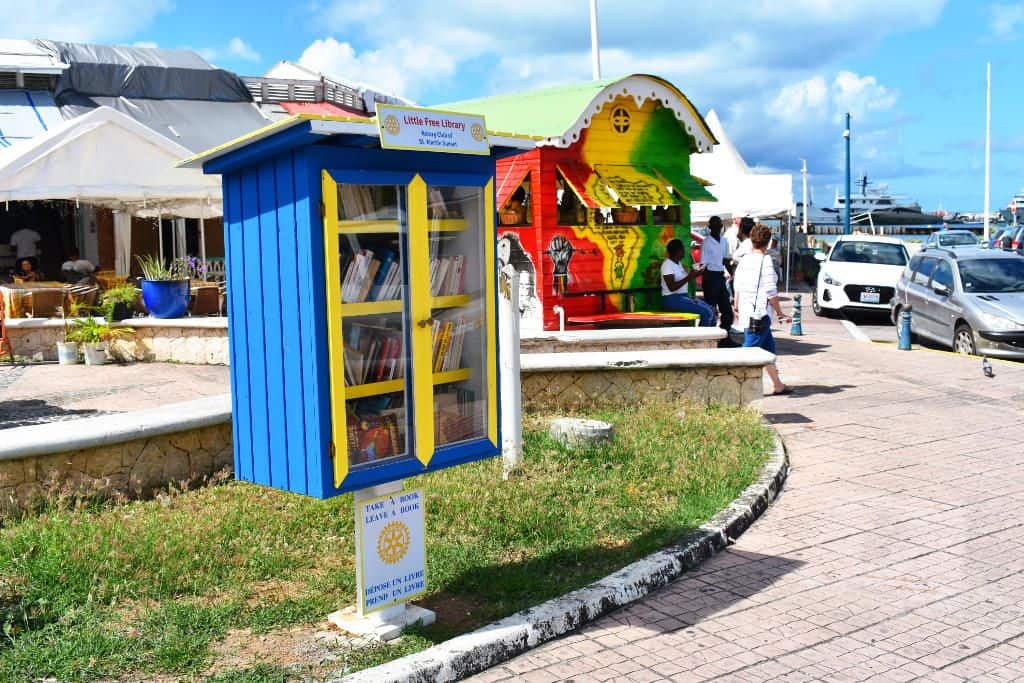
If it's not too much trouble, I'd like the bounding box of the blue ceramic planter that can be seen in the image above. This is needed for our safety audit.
[141,279,190,318]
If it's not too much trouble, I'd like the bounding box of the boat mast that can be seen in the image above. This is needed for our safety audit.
[984,62,991,242]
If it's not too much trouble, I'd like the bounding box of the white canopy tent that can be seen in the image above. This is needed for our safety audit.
[690,109,793,223]
[0,106,221,274]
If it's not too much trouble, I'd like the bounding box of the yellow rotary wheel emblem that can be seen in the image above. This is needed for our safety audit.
[470,122,485,142]
[377,521,411,564]
[383,114,401,136]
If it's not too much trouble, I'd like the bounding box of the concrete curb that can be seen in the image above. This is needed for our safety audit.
[337,431,789,683]
[0,394,231,462]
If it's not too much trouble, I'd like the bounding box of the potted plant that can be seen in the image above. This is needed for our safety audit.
[67,318,135,366]
[137,254,190,318]
[100,284,140,322]
[55,303,81,365]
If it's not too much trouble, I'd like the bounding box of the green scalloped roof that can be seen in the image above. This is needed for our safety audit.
[435,77,624,139]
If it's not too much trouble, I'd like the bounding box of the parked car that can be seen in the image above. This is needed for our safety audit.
[923,229,979,249]
[812,235,910,316]
[891,246,1024,359]
[988,226,1015,249]
[996,226,1024,254]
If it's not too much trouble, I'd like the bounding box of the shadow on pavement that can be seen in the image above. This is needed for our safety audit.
[774,338,833,357]
[0,399,103,430]
[785,383,856,398]
[763,412,815,425]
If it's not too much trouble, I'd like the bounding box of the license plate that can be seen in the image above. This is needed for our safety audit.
[859,291,880,304]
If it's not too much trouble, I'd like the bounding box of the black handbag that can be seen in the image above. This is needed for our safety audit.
[746,256,769,334]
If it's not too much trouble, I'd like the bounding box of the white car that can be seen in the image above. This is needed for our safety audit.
[812,235,910,316]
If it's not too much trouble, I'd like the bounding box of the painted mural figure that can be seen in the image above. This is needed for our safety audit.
[547,235,575,295]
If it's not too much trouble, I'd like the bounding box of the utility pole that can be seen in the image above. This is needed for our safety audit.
[589,0,601,80]
[801,159,809,234]
[984,62,991,242]
[844,113,852,235]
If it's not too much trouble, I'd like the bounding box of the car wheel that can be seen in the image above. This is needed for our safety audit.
[811,290,822,316]
[954,323,976,356]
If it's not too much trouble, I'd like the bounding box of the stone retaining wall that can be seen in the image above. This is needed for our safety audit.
[522,366,764,410]
[5,318,229,365]
[520,348,773,411]
[0,422,232,514]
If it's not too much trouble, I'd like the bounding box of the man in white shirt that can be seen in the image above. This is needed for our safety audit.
[730,216,754,268]
[61,249,95,282]
[700,216,736,344]
[9,227,41,267]
[661,238,714,326]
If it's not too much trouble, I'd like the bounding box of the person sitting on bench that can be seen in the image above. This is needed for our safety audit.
[660,239,714,326]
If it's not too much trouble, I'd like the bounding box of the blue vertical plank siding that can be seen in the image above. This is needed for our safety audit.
[257,161,290,491]
[276,154,308,496]
[293,151,329,498]
[240,166,271,487]
[225,172,254,483]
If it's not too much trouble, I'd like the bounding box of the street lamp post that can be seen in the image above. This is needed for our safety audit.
[844,113,851,235]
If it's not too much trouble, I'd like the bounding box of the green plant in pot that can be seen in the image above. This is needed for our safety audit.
[66,317,135,366]
[101,284,140,322]
[137,254,190,319]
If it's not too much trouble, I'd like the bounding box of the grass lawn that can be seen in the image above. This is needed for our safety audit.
[0,400,773,682]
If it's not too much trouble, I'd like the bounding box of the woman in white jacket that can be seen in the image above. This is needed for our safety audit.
[733,224,792,395]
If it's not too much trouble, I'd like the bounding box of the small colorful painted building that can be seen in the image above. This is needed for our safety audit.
[441,74,718,331]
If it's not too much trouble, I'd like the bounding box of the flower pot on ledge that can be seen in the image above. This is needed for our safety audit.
[141,279,190,319]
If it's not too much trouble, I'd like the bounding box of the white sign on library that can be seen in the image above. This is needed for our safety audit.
[377,104,489,155]
[358,488,427,613]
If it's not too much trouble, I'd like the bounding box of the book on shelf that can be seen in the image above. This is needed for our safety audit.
[347,410,401,464]
[344,322,405,385]
[434,388,478,444]
[430,316,472,373]
[338,184,399,222]
[340,242,403,304]
[429,254,465,296]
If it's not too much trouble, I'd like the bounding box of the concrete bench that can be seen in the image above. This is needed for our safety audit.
[521,327,725,354]
[520,348,775,410]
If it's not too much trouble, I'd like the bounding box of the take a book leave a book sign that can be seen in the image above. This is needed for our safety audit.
[377,104,489,155]
[357,489,426,614]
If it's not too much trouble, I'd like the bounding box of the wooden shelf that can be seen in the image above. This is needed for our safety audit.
[342,300,403,317]
[341,368,470,399]
[337,220,401,234]
[433,368,471,386]
[344,378,404,400]
[430,294,470,309]
[428,218,467,232]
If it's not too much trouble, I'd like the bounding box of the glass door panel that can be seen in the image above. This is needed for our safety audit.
[324,178,414,485]
[425,185,489,446]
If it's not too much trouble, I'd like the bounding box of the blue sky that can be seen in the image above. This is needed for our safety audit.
[9,1,1024,212]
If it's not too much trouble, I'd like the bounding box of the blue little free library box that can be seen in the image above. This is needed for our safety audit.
[185,112,534,497]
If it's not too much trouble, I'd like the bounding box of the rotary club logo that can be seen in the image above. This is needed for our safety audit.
[470,122,485,142]
[377,521,411,564]
[383,114,401,136]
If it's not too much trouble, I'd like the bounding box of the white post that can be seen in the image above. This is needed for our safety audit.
[157,209,164,263]
[113,210,133,276]
[498,265,523,478]
[589,0,601,80]
[174,218,187,262]
[198,217,207,271]
[984,62,992,242]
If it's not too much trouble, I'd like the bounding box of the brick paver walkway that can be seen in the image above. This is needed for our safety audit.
[473,335,1024,682]
[0,362,229,429]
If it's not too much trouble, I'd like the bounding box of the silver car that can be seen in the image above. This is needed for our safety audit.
[891,246,1024,359]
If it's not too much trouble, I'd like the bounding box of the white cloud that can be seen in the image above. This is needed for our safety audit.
[298,37,456,99]
[989,2,1024,38]
[227,37,261,62]
[4,0,172,43]
[296,0,946,191]
[132,41,159,49]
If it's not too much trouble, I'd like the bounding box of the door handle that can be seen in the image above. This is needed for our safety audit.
[417,317,436,328]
